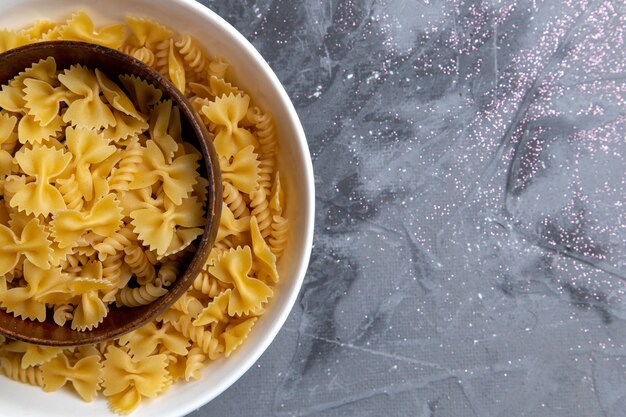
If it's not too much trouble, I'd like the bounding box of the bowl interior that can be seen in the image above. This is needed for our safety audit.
[0,41,221,346]
[0,1,313,417]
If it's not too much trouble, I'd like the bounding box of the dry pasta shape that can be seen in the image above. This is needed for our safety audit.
[270,171,285,215]
[19,20,58,40]
[58,11,126,49]
[208,75,239,98]
[125,16,172,47]
[17,113,64,145]
[206,57,229,79]
[95,69,143,120]
[91,149,124,202]
[116,283,168,308]
[52,304,74,326]
[51,194,123,249]
[9,56,57,88]
[0,83,26,113]
[201,93,257,159]
[0,218,52,275]
[0,261,65,321]
[66,126,117,201]
[23,78,71,126]
[103,110,149,142]
[250,216,278,283]
[2,341,62,368]
[193,289,231,327]
[222,317,257,357]
[216,202,250,243]
[6,199,31,232]
[175,33,209,74]
[102,346,168,413]
[11,145,71,215]
[118,74,163,114]
[66,127,116,199]
[128,139,200,205]
[0,353,45,387]
[0,29,31,54]
[130,196,205,256]
[209,246,273,316]
[0,58,57,116]
[165,226,204,257]
[41,353,102,402]
[170,292,203,316]
[58,65,116,129]
[149,100,180,161]
[167,39,186,93]
[0,114,16,175]
[219,145,260,194]
[118,322,189,359]
[183,347,205,381]
[71,282,110,331]
[131,47,155,67]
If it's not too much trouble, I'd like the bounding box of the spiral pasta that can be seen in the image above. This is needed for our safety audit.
[116,283,168,307]
[165,314,221,359]
[250,187,272,238]
[108,138,142,192]
[94,226,137,259]
[132,47,155,67]
[52,304,74,327]
[174,33,209,75]
[183,347,205,381]
[153,39,170,75]
[269,215,289,258]
[101,251,123,291]
[192,269,224,297]
[55,174,84,211]
[124,246,156,285]
[223,181,250,219]
[156,260,179,287]
[206,57,228,79]
[0,354,44,386]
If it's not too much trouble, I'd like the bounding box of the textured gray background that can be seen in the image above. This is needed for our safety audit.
[190,1,626,416]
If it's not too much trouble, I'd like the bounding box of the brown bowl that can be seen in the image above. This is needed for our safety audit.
[0,41,221,346]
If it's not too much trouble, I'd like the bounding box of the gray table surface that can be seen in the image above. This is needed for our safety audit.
[190,1,626,416]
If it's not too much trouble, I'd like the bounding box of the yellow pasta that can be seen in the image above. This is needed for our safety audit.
[219,145,260,194]
[41,352,102,401]
[209,246,273,316]
[0,11,291,415]
[128,139,199,205]
[102,346,168,414]
[2,340,61,368]
[11,145,71,216]
[58,11,125,50]
[0,29,31,54]
[59,65,116,129]
[174,33,209,75]
[0,54,211,330]
[201,93,258,159]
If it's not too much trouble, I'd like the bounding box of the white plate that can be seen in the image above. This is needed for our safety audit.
[0,1,314,416]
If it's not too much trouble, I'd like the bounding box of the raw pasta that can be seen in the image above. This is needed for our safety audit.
[0,60,207,331]
[0,10,290,415]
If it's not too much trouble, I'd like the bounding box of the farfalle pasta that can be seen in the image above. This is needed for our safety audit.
[0,10,291,415]
[0,59,208,331]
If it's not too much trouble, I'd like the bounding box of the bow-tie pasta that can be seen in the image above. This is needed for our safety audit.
[0,59,209,331]
[0,10,290,415]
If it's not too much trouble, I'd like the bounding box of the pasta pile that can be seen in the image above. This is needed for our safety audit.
[0,11,289,415]
[0,58,207,331]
